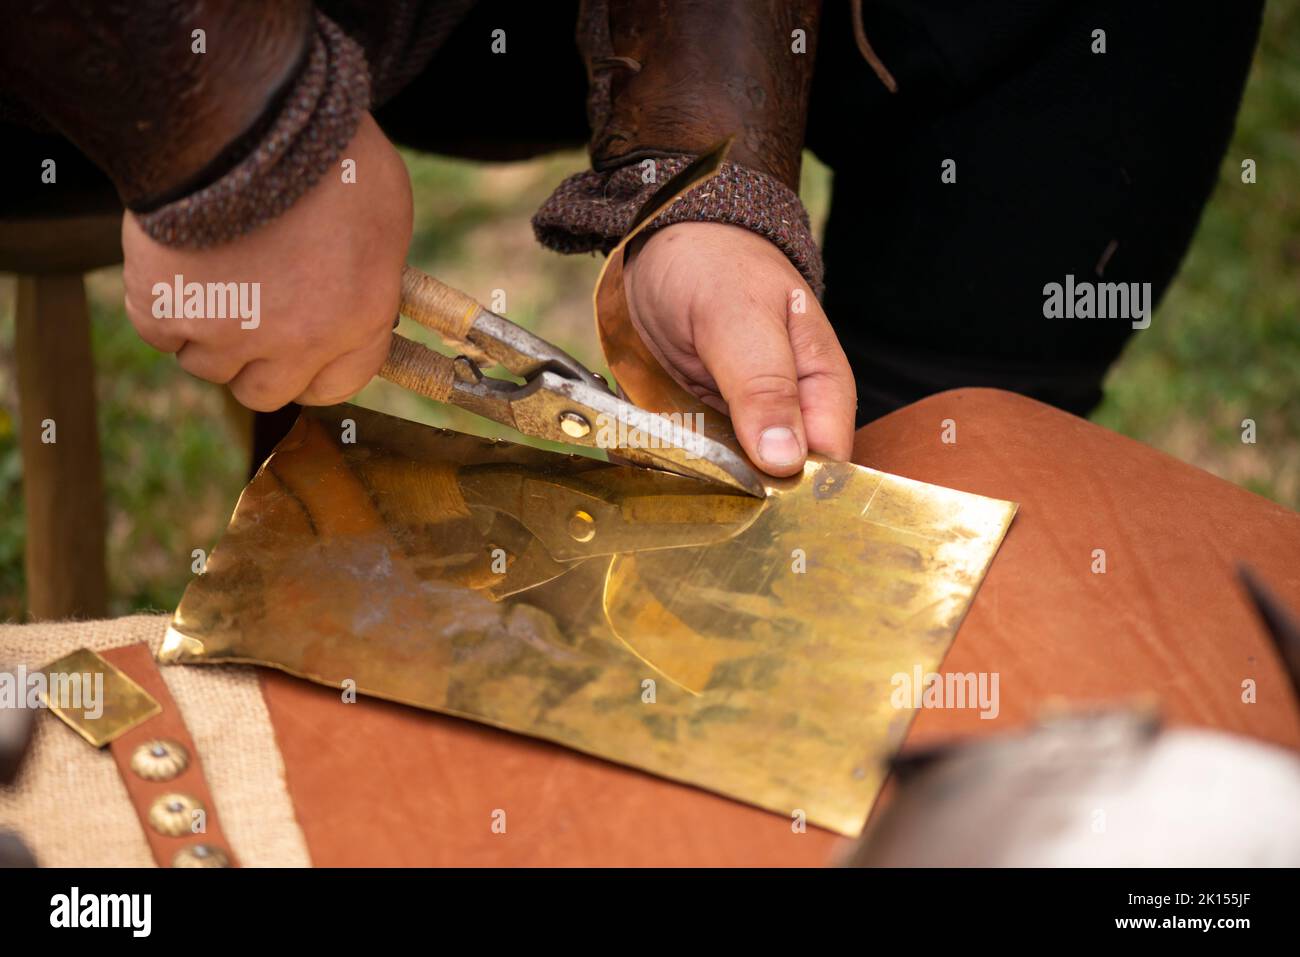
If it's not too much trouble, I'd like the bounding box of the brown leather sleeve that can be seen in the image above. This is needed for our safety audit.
[0,0,313,211]
[582,0,821,190]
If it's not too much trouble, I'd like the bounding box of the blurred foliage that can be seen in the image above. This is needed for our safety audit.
[0,6,1295,620]
[1092,2,1300,505]
[0,271,244,620]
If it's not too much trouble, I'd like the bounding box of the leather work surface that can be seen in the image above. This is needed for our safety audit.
[162,404,1015,838]
[255,387,1300,866]
[862,388,1300,754]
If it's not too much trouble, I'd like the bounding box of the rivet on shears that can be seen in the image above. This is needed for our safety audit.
[558,412,591,438]
[567,509,596,543]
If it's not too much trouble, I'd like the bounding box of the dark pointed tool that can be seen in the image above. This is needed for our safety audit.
[1238,563,1300,702]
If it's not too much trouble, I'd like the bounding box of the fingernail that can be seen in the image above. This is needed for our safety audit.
[757,427,802,468]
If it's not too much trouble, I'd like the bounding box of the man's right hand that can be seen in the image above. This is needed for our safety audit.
[122,113,413,412]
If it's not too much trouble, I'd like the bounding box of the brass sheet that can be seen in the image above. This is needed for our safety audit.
[40,648,161,748]
[163,404,1015,834]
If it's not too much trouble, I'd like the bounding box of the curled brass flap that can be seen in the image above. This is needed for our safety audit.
[593,140,747,454]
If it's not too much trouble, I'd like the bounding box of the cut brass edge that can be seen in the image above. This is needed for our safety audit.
[159,625,206,663]
[172,649,873,836]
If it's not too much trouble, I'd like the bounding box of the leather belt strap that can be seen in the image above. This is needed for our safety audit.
[100,643,237,868]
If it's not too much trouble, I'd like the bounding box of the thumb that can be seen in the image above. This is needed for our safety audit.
[694,303,807,477]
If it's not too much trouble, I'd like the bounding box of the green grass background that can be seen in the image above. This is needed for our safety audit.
[0,4,1295,620]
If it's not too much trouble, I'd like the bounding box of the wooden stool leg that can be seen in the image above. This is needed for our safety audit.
[14,274,108,619]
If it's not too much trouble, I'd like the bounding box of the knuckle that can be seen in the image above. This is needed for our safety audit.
[802,366,858,402]
[737,373,801,406]
[301,373,365,407]
[790,322,851,374]
[230,375,287,413]
[178,353,234,386]
[303,346,386,405]
[123,292,152,330]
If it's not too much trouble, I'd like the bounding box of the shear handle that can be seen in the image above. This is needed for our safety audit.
[398,266,604,390]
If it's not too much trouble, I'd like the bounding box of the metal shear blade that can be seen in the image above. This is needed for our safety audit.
[382,264,767,498]
[449,358,766,498]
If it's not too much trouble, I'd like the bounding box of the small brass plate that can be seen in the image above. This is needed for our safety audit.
[39,648,160,748]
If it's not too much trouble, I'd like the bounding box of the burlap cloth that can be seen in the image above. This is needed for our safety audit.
[0,615,310,866]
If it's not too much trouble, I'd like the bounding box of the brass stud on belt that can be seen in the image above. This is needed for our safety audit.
[172,844,231,868]
[130,739,190,781]
[147,792,204,837]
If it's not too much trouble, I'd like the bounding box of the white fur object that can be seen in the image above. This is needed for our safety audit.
[853,714,1300,867]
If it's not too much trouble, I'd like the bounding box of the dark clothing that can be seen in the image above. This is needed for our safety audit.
[377,0,1265,423]
[809,0,1264,421]
[2,0,1265,430]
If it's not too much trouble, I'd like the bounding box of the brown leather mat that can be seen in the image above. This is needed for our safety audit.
[868,389,1300,751]
[259,388,1300,866]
